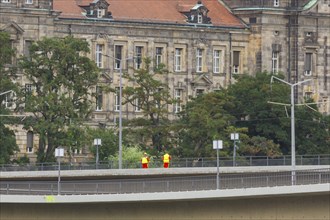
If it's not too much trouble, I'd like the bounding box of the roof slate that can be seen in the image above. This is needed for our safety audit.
[53,0,245,28]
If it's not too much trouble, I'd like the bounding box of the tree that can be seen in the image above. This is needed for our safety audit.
[19,36,100,162]
[87,127,118,162]
[227,72,291,153]
[294,104,330,155]
[121,58,174,153]
[108,145,145,168]
[0,31,19,164]
[177,91,236,157]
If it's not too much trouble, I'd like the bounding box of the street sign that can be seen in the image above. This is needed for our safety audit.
[94,138,101,146]
[213,140,223,149]
[55,148,64,157]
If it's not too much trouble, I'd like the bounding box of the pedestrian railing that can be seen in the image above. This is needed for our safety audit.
[1,168,329,195]
[1,154,330,172]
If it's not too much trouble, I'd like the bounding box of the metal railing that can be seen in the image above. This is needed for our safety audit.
[1,168,329,195]
[1,154,329,172]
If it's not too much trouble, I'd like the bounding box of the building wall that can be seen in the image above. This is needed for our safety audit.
[1,0,329,161]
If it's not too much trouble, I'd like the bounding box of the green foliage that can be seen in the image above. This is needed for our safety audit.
[12,155,30,165]
[294,106,330,154]
[0,123,19,164]
[239,136,282,157]
[18,36,100,162]
[228,73,291,153]
[108,145,145,168]
[121,57,174,152]
[177,91,236,157]
[0,31,19,164]
[88,127,118,161]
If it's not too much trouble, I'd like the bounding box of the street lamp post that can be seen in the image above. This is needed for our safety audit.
[55,147,64,195]
[102,54,134,169]
[270,76,312,185]
[0,90,13,96]
[230,133,239,167]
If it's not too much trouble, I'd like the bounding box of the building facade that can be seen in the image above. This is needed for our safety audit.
[1,0,329,161]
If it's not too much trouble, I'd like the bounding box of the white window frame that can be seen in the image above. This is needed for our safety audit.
[196,49,203,73]
[114,87,120,112]
[274,0,279,7]
[26,131,34,153]
[115,45,123,70]
[1,0,11,3]
[96,44,103,68]
[25,0,33,4]
[74,148,82,155]
[233,51,240,74]
[25,84,35,94]
[213,50,221,73]
[135,46,143,69]
[134,98,141,112]
[197,13,203,23]
[174,89,182,113]
[2,92,15,109]
[272,51,279,73]
[155,47,163,68]
[304,53,313,76]
[175,48,182,72]
[96,86,103,111]
[97,9,103,18]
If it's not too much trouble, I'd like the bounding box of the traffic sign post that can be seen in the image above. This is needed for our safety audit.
[213,140,223,190]
[94,138,102,169]
[55,147,64,195]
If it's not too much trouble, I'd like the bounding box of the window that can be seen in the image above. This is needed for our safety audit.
[26,131,33,153]
[1,0,11,3]
[24,40,33,59]
[25,0,33,4]
[213,50,221,73]
[25,83,35,97]
[272,51,279,73]
[233,51,240,74]
[305,53,313,76]
[115,45,123,69]
[249,17,257,24]
[197,13,203,23]
[96,44,103,68]
[174,89,182,113]
[274,0,279,7]
[196,49,203,73]
[97,9,103,18]
[114,87,120,111]
[155,47,163,68]
[196,89,204,97]
[96,86,103,111]
[2,91,14,109]
[134,98,141,112]
[175,48,182,72]
[135,46,143,69]
[74,148,82,155]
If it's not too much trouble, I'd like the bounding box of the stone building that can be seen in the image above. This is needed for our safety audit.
[223,0,330,113]
[0,0,329,161]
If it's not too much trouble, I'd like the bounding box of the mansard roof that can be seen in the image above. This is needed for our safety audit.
[53,0,245,28]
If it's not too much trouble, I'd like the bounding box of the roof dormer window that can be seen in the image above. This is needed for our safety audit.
[97,9,103,18]
[80,0,112,19]
[185,1,211,25]
[197,13,202,23]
